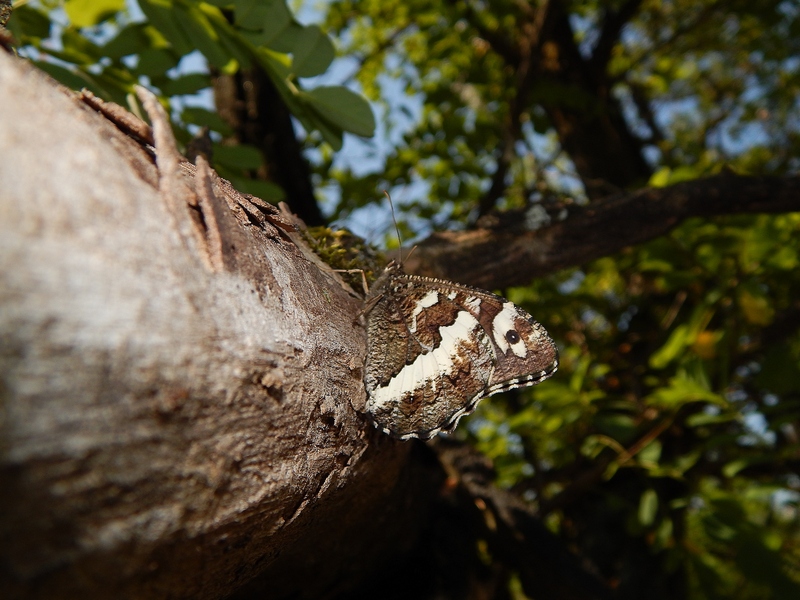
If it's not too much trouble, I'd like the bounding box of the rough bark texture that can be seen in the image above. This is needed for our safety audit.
[0,52,412,599]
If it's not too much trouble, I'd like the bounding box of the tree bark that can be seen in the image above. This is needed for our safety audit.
[0,52,411,599]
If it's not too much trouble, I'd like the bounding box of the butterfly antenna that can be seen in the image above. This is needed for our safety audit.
[384,190,404,264]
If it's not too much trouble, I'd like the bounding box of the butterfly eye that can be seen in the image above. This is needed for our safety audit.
[505,330,520,344]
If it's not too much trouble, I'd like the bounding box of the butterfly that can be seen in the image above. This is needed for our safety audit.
[363,261,558,440]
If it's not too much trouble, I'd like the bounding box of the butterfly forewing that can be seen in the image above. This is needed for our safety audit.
[364,262,558,439]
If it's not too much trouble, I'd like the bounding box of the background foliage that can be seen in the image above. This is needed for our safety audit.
[7,1,800,598]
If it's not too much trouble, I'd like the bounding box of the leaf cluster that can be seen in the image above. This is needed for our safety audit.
[467,211,800,598]
[7,0,375,199]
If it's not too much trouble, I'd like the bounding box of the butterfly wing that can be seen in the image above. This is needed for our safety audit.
[364,264,558,439]
[364,269,494,439]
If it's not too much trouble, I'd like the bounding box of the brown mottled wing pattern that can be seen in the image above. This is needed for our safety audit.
[364,262,558,440]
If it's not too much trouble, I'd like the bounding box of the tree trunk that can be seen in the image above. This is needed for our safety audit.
[0,51,414,599]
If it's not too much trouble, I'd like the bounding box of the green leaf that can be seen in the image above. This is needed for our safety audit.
[639,489,658,527]
[139,0,195,57]
[649,324,690,369]
[256,46,292,80]
[214,144,264,170]
[92,64,139,103]
[199,3,254,69]
[649,166,671,188]
[302,86,376,137]
[297,109,345,151]
[176,3,235,72]
[722,457,771,478]
[33,61,100,95]
[686,411,738,427]
[645,373,725,409]
[269,21,308,54]
[136,48,178,78]
[638,440,662,465]
[230,178,285,202]
[673,450,702,474]
[237,0,294,47]
[60,27,105,64]
[290,25,335,78]
[737,285,775,326]
[156,73,211,96]
[7,5,51,41]
[103,24,170,59]
[252,48,340,148]
[180,107,233,136]
[65,0,124,28]
[594,413,638,444]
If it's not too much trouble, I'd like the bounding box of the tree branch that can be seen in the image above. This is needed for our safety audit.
[531,0,653,196]
[477,1,555,217]
[403,172,800,289]
[435,439,612,600]
[590,0,643,75]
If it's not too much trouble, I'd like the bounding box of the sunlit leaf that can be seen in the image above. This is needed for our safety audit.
[645,373,726,409]
[638,440,662,465]
[103,24,170,58]
[639,489,658,526]
[174,2,235,72]
[738,285,775,326]
[139,0,195,57]
[65,0,124,28]
[650,324,690,369]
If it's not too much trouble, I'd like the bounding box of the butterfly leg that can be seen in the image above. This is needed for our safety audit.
[333,268,370,295]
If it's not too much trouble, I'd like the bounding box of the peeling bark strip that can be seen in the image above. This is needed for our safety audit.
[0,53,415,599]
[405,173,800,289]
